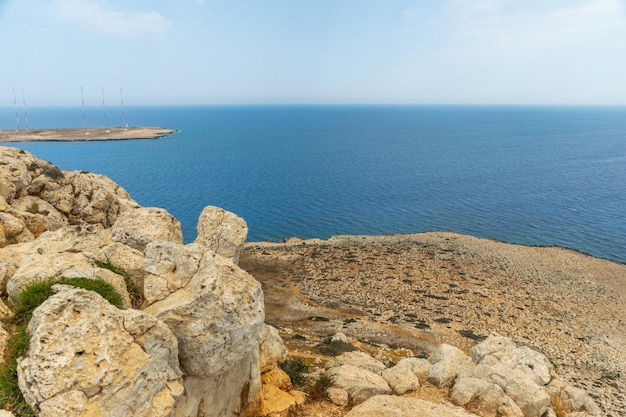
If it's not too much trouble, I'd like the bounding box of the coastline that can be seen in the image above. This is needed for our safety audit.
[240,231,626,415]
[0,126,178,142]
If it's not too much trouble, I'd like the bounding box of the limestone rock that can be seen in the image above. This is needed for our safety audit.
[547,377,601,415]
[0,325,10,359]
[470,334,518,364]
[344,395,481,417]
[259,384,295,417]
[142,242,205,305]
[0,410,16,417]
[0,211,34,245]
[428,344,474,388]
[325,351,387,375]
[0,147,33,202]
[451,377,524,417]
[93,242,146,288]
[261,368,292,392]
[17,286,183,417]
[111,207,182,251]
[0,242,31,293]
[60,265,132,308]
[327,365,391,405]
[144,252,264,377]
[10,196,68,232]
[0,298,10,318]
[195,206,248,263]
[259,324,287,373]
[472,363,551,417]
[327,387,349,407]
[395,357,431,380]
[381,363,421,394]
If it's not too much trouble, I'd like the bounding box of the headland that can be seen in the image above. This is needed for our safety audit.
[0,126,177,142]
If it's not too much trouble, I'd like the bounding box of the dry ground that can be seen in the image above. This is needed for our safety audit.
[240,232,626,416]
[0,127,177,142]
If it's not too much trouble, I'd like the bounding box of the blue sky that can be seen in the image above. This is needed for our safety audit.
[1,0,626,106]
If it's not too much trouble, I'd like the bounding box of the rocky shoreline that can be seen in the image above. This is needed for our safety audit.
[241,234,626,416]
[1,145,623,417]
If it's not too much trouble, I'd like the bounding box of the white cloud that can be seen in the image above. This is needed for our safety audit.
[52,0,171,37]
[444,0,626,57]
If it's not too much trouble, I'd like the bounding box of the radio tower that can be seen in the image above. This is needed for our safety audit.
[81,86,88,134]
[12,88,20,131]
[120,87,127,129]
[22,89,29,130]
[101,86,108,131]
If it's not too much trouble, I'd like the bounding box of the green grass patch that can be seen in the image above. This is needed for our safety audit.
[0,278,124,415]
[94,259,142,308]
[279,357,309,387]
[315,337,356,357]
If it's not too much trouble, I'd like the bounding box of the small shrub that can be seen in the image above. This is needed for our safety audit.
[315,337,356,357]
[280,357,309,387]
[307,374,332,400]
[292,334,306,341]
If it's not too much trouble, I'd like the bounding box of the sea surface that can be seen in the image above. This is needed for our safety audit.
[1,105,625,263]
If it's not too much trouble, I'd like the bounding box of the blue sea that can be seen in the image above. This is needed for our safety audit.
[1,105,625,263]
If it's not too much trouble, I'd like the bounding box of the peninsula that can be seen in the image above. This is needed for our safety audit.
[0,126,177,142]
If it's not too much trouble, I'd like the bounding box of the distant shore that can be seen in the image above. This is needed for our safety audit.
[0,127,178,142]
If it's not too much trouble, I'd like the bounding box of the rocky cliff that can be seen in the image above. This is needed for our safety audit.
[0,146,298,417]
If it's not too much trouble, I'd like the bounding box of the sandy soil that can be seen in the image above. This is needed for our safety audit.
[240,232,626,416]
[0,127,177,142]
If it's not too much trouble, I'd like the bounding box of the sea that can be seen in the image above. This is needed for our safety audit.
[1,105,625,263]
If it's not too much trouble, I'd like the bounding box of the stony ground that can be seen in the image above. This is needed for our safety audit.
[240,232,626,416]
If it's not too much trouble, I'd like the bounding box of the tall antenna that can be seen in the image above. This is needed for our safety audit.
[120,87,127,129]
[81,86,87,133]
[101,86,108,130]
[21,89,29,130]
[12,88,20,131]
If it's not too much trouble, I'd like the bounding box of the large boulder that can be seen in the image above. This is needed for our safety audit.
[0,242,31,293]
[546,378,601,415]
[17,286,183,417]
[327,365,391,405]
[144,252,265,417]
[428,343,474,388]
[111,207,182,251]
[326,351,387,375]
[381,362,421,395]
[259,324,287,373]
[194,206,248,263]
[344,395,481,417]
[451,377,524,417]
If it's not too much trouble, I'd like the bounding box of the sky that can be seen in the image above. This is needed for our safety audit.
[1,0,626,106]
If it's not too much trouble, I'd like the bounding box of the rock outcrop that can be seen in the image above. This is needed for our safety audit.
[0,147,287,417]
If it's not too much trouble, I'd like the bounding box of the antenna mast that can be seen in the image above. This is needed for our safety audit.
[12,88,20,131]
[101,86,108,130]
[120,87,127,129]
[81,86,87,133]
[22,89,29,130]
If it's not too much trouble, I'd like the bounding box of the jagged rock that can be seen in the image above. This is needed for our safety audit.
[428,344,474,388]
[261,368,292,392]
[0,410,16,417]
[259,324,287,373]
[142,242,205,305]
[259,384,295,417]
[0,242,30,293]
[0,298,10,318]
[0,211,34,245]
[111,207,182,251]
[470,334,518,364]
[10,196,68,232]
[327,365,391,405]
[395,357,431,379]
[331,332,348,343]
[94,242,146,287]
[60,265,132,309]
[17,286,183,417]
[472,363,551,417]
[381,362,421,394]
[547,377,601,415]
[0,147,33,202]
[451,377,524,417]
[325,351,387,374]
[327,387,349,407]
[0,325,10,358]
[5,225,115,301]
[144,251,264,376]
[144,252,264,416]
[195,206,248,263]
[343,395,481,417]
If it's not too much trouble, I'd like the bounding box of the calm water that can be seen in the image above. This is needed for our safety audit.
[2,105,625,263]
